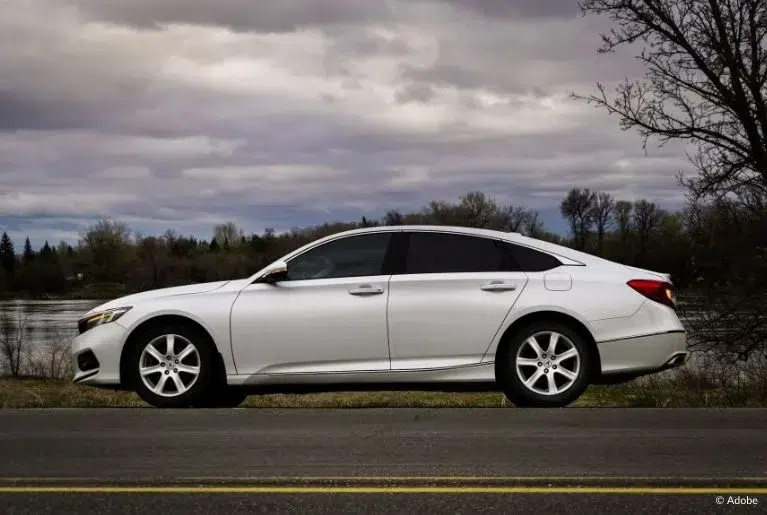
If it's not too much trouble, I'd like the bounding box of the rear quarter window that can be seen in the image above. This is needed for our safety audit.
[504,243,562,272]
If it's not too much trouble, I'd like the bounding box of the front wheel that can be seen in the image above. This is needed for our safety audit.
[497,321,592,408]
[130,324,216,408]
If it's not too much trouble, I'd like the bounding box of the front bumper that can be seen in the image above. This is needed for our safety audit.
[597,330,688,376]
[71,322,128,386]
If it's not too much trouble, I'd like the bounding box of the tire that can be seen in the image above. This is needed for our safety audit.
[497,320,592,408]
[130,323,216,408]
[192,386,249,408]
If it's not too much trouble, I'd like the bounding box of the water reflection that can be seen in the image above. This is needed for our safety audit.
[0,300,102,347]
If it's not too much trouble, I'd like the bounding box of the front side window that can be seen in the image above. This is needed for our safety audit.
[403,232,507,274]
[286,233,392,280]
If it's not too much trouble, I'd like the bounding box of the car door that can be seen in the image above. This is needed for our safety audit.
[387,230,529,370]
[229,231,395,375]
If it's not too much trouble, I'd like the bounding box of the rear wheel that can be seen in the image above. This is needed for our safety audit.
[498,321,592,408]
[130,324,216,408]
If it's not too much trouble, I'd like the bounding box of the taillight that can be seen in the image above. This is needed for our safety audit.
[627,279,676,308]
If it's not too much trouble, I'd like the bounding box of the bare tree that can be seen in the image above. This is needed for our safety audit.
[524,210,546,238]
[590,192,615,254]
[574,0,767,203]
[560,188,597,250]
[497,205,533,233]
[213,222,244,249]
[679,199,767,360]
[633,199,663,261]
[459,191,500,228]
[425,200,463,225]
[0,311,31,378]
[614,200,634,257]
[25,331,74,380]
[575,1,767,364]
[79,218,133,283]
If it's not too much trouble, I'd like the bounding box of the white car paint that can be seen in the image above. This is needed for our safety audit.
[386,271,528,370]
[71,225,688,408]
[230,275,392,375]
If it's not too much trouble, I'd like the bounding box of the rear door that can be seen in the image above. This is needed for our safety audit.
[386,230,529,370]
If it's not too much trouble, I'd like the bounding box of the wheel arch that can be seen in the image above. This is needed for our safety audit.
[119,314,227,389]
[493,310,602,382]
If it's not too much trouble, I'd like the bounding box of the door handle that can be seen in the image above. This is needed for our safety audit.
[347,285,384,296]
[480,282,517,292]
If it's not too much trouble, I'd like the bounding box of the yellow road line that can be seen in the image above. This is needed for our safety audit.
[3,475,766,482]
[0,486,766,494]
[0,478,100,482]
[181,475,767,482]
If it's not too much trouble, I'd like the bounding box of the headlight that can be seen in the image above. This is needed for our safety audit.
[77,307,132,334]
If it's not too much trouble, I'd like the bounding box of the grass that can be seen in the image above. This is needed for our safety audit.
[0,378,604,408]
[2,351,767,408]
[1,371,765,408]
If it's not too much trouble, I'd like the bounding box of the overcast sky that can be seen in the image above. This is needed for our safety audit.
[0,0,694,248]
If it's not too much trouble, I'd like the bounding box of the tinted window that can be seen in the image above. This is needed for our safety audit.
[502,242,562,272]
[404,232,507,274]
[286,233,392,280]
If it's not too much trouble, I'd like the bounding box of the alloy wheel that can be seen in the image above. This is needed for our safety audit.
[514,330,581,396]
[138,334,201,398]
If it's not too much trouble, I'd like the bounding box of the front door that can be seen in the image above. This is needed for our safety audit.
[229,231,395,375]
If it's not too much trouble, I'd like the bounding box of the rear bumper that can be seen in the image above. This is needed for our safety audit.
[597,330,688,376]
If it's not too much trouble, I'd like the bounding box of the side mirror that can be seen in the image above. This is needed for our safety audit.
[255,260,288,284]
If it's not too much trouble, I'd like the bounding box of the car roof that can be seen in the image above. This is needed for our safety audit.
[309,225,615,267]
[319,224,520,240]
[253,224,626,280]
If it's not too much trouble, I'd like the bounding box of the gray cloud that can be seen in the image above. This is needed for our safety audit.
[71,0,580,32]
[434,0,582,20]
[73,0,396,32]
[0,0,691,247]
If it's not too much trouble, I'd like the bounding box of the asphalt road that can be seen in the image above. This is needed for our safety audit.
[0,408,765,514]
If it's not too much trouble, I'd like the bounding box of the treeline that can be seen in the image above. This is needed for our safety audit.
[1,189,759,300]
[1,188,766,360]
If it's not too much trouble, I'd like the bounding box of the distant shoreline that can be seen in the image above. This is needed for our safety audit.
[0,294,111,302]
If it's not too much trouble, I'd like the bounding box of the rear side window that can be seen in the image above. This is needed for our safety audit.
[403,232,507,274]
[503,242,562,272]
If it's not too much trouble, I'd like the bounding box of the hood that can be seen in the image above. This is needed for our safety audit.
[84,280,230,315]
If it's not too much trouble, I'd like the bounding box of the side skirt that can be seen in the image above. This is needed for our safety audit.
[225,362,498,394]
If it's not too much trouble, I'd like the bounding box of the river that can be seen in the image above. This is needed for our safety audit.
[0,299,102,348]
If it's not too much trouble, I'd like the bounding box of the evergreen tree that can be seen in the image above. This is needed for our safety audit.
[40,241,52,261]
[37,240,66,294]
[22,237,34,263]
[0,232,14,278]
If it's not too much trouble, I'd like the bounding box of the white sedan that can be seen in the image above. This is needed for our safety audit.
[72,225,688,408]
